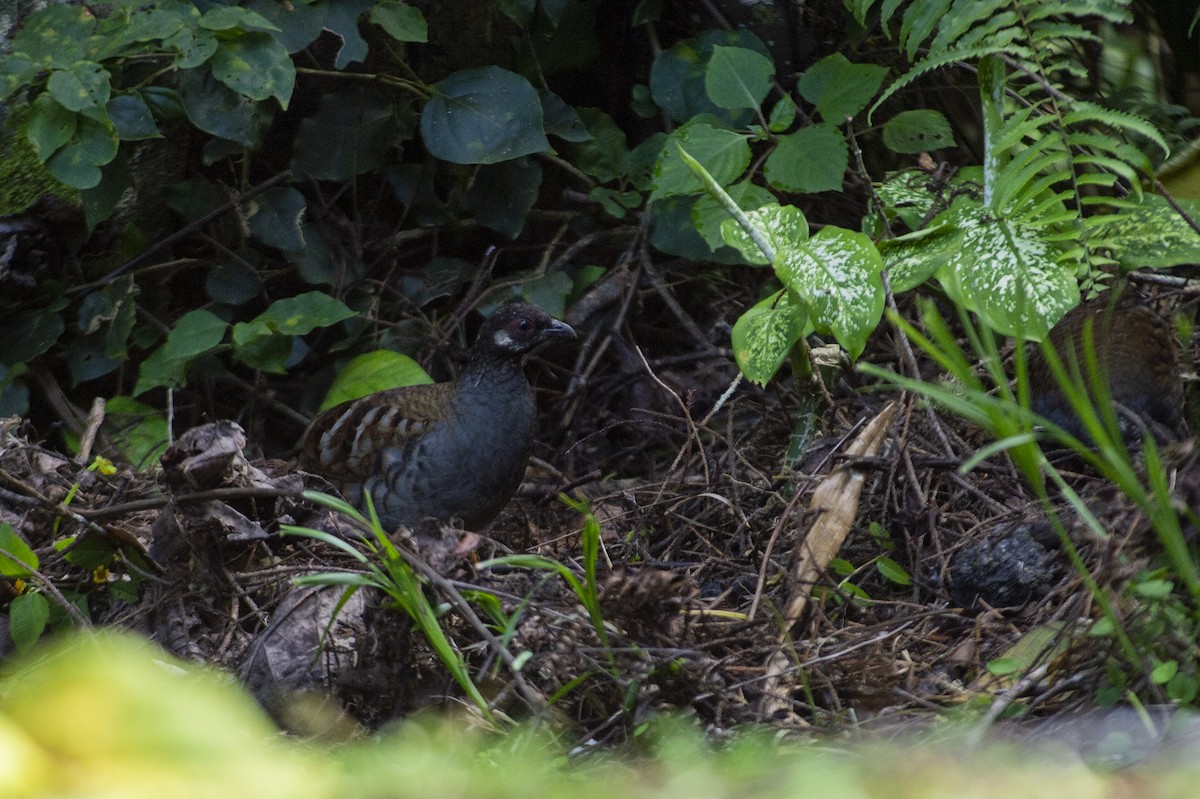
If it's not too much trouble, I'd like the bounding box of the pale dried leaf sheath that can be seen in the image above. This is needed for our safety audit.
[784,401,898,625]
[760,401,897,718]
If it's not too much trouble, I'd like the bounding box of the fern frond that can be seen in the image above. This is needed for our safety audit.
[1067,132,1153,173]
[992,108,1054,152]
[1062,101,1169,157]
[899,0,955,58]
[872,44,1033,116]
[928,0,1010,54]
[955,17,1024,51]
[995,150,1069,211]
[1023,1,1130,25]
[1028,22,1098,43]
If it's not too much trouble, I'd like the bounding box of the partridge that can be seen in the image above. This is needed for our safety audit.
[301,303,575,530]
[1028,297,1183,441]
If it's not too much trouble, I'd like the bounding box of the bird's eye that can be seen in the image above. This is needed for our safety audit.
[515,317,532,333]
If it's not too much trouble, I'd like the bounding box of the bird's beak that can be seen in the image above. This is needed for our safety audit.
[542,319,576,341]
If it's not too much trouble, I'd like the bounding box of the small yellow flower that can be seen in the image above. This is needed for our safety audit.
[88,456,117,476]
[92,565,109,584]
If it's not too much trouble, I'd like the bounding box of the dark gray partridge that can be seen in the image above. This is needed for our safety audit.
[1028,297,1184,441]
[301,303,575,530]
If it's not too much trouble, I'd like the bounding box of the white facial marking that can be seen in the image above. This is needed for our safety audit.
[493,329,515,349]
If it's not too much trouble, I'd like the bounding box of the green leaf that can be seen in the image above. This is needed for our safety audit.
[0,52,38,101]
[482,271,573,319]
[47,62,111,112]
[498,0,536,24]
[165,25,219,69]
[105,396,170,467]
[210,33,295,108]
[165,177,228,222]
[199,6,281,32]
[178,67,272,148]
[704,45,774,111]
[26,94,76,161]
[878,224,960,293]
[206,261,262,305]
[720,203,809,266]
[466,157,543,239]
[568,108,629,182]
[11,5,95,68]
[251,292,357,336]
[108,576,139,603]
[1133,578,1174,599]
[1091,194,1200,269]
[693,180,775,254]
[119,6,190,45]
[106,94,160,140]
[1151,659,1178,685]
[322,0,374,69]
[935,204,1078,339]
[539,91,591,143]
[648,29,766,126]
[650,123,750,201]
[731,291,811,385]
[768,95,797,132]
[291,87,395,180]
[244,0,325,52]
[525,1,601,76]
[797,53,887,122]
[775,226,885,360]
[248,186,307,251]
[319,351,433,411]
[232,292,355,372]
[420,67,549,164]
[134,309,229,395]
[0,365,29,416]
[588,187,641,218]
[9,592,49,653]
[140,86,185,122]
[68,334,121,384]
[651,195,753,264]
[627,131,668,190]
[985,657,1022,676]
[0,307,65,366]
[77,275,138,359]
[1167,672,1200,704]
[764,124,848,193]
[875,556,912,586]
[0,522,39,577]
[45,112,119,189]
[883,109,954,153]
[60,534,115,571]
[369,1,428,42]
[84,167,126,233]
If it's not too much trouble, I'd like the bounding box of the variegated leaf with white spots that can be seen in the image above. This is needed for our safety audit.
[774,227,884,360]
[935,206,1078,340]
[731,290,811,385]
[719,203,809,265]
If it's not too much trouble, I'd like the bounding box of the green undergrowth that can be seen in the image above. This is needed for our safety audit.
[1,631,1194,799]
[863,299,1200,707]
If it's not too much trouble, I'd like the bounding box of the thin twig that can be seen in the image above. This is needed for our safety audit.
[0,545,91,627]
[77,171,293,291]
[76,485,301,521]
